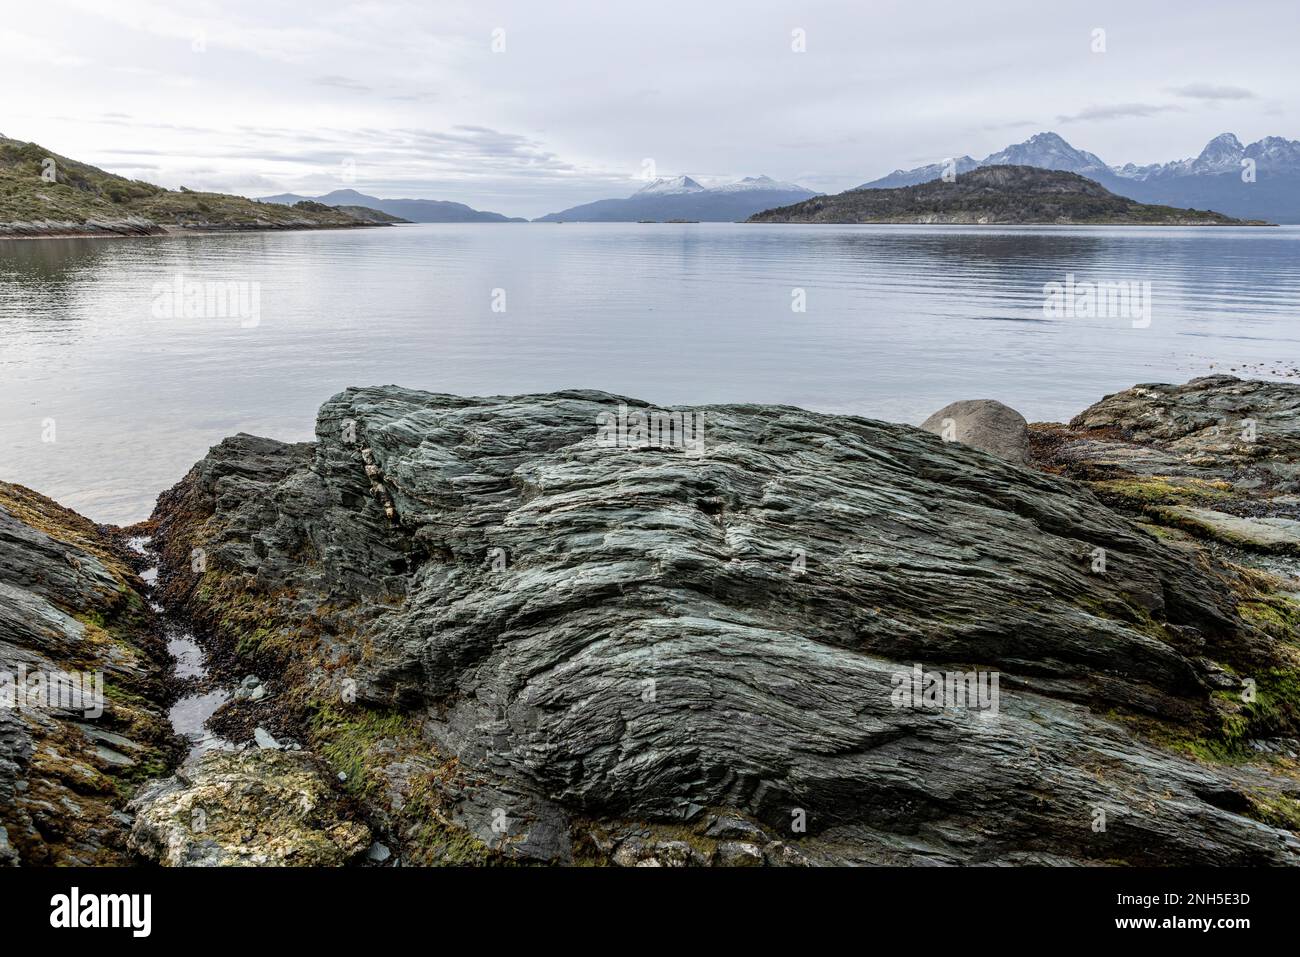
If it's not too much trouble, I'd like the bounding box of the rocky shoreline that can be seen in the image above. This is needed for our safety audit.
[0,219,394,241]
[3,376,1299,866]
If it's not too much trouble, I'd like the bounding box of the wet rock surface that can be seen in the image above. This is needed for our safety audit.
[146,382,1300,865]
[0,483,175,864]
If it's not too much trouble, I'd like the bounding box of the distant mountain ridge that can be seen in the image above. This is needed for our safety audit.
[534,175,818,222]
[860,131,1300,223]
[259,188,524,223]
[748,165,1264,226]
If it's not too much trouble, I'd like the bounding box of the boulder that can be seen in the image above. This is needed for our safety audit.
[920,399,1030,464]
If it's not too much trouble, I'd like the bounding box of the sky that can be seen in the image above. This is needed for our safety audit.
[4,0,1297,219]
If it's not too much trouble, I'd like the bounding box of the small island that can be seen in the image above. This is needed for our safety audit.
[746,165,1272,226]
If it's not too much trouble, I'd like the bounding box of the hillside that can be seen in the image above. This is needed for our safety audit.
[748,165,1267,225]
[0,135,396,237]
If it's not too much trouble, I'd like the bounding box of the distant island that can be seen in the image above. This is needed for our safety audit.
[258,188,525,223]
[746,166,1271,226]
[0,135,399,238]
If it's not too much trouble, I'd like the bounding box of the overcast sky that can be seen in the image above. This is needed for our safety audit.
[4,0,1296,218]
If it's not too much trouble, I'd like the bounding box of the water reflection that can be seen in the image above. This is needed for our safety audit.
[2,223,1298,524]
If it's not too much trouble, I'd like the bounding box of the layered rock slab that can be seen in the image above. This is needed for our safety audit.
[0,483,174,864]
[152,387,1300,865]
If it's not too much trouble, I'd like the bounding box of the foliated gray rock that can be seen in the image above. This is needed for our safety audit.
[151,385,1300,865]
[920,399,1031,464]
[0,483,174,865]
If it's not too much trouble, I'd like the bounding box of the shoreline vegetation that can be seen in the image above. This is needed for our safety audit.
[0,134,405,240]
[2,375,1298,866]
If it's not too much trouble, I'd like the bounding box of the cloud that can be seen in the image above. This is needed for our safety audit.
[313,74,372,93]
[974,119,1041,133]
[1056,103,1184,123]
[1167,83,1257,101]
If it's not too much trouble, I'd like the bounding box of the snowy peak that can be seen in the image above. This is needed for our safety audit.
[710,174,811,193]
[1194,133,1246,172]
[538,175,815,222]
[632,174,812,197]
[634,176,705,196]
[982,132,1109,174]
[1114,133,1300,181]
[1244,135,1300,167]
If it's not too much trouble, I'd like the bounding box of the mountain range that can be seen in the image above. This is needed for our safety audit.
[258,188,525,223]
[861,132,1300,223]
[532,175,818,222]
[749,165,1261,226]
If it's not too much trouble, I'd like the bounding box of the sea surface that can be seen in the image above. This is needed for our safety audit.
[2,222,1299,524]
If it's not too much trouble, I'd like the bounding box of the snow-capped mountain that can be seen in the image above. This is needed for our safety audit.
[982,132,1111,177]
[1114,133,1300,181]
[709,175,811,193]
[859,134,1108,189]
[634,176,706,195]
[860,156,980,189]
[858,132,1300,223]
[535,175,818,222]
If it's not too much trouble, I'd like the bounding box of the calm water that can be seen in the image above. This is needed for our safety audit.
[3,223,1299,524]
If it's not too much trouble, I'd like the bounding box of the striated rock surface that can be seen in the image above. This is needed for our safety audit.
[148,383,1300,865]
[0,216,162,238]
[0,483,175,864]
[128,749,370,866]
[920,399,1031,464]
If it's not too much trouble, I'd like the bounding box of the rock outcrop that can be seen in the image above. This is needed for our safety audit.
[128,749,370,866]
[1035,375,1300,557]
[146,383,1300,866]
[920,398,1031,464]
[0,483,175,864]
[0,216,162,238]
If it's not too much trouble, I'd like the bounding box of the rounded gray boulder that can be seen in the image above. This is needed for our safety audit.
[920,399,1030,464]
